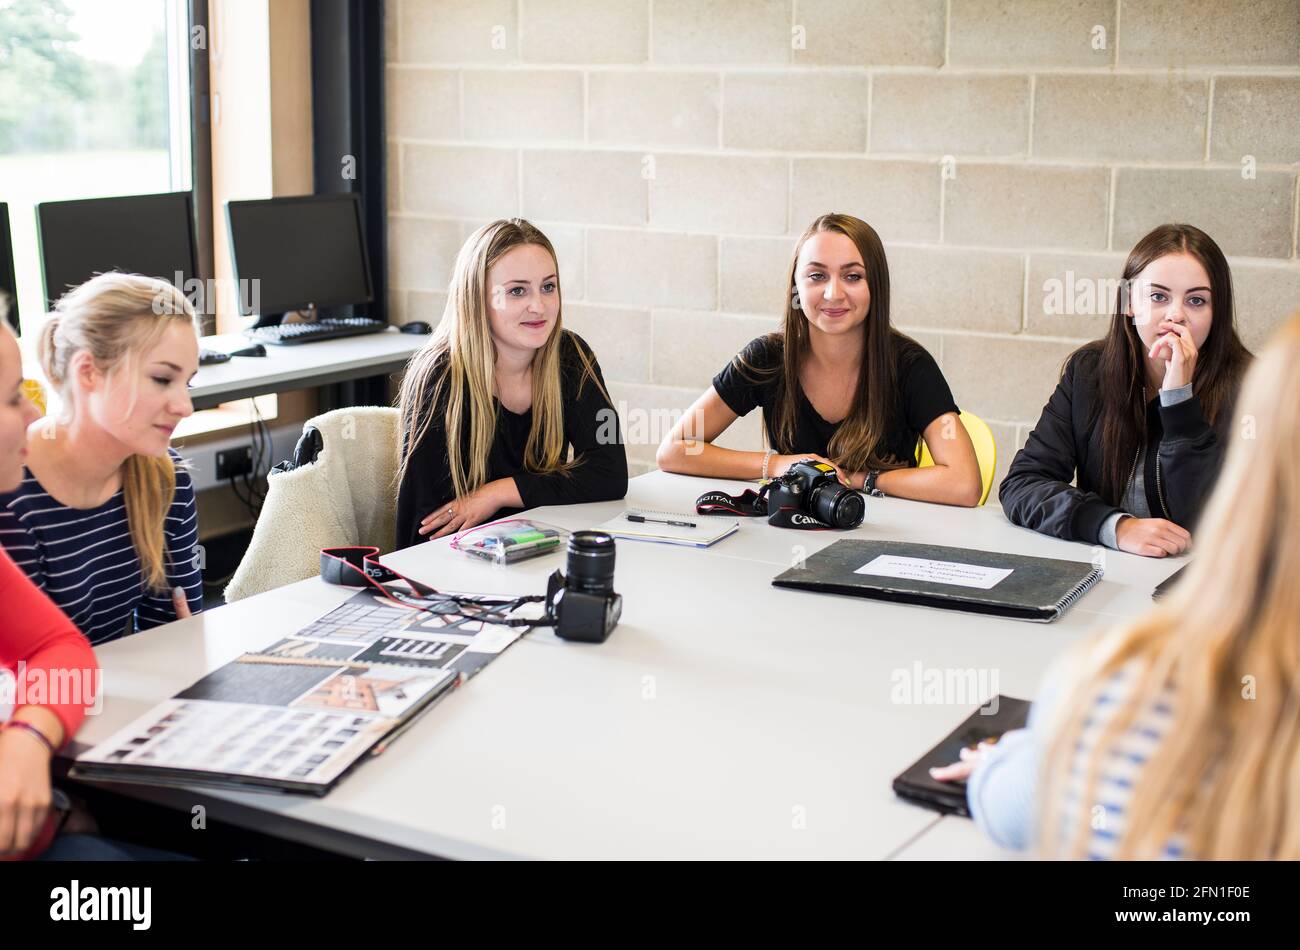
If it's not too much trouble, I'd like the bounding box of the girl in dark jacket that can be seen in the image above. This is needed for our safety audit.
[1000,224,1252,557]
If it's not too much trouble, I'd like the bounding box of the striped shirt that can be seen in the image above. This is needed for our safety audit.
[0,450,203,646]
[968,662,1185,859]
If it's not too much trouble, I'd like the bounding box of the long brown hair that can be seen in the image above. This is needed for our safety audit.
[1040,312,1300,859]
[396,218,606,499]
[1086,223,1251,504]
[734,212,917,473]
[38,272,200,592]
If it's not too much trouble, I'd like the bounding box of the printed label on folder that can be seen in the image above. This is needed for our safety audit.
[854,555,1013,590]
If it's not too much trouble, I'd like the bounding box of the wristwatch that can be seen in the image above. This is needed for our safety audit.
[864,469,885,498]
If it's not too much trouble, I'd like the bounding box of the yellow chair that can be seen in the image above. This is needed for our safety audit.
[21,379,46,416]
[915,410,997,506]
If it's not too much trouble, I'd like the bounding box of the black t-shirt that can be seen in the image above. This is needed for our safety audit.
[711,333,959,468]
[394,331,629,550]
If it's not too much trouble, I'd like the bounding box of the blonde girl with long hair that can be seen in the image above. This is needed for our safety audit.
[934,312,1300,859]
[395,219,627,548]
[0,272,203,645]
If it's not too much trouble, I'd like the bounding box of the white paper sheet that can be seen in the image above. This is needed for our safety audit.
[854,554,1013,590]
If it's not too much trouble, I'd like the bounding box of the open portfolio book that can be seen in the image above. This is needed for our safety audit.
[71,587,535,795]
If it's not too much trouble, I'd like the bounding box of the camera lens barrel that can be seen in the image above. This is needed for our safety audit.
[812,483,866,529]
[566,530,617,595]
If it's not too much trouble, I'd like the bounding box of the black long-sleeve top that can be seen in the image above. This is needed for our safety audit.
[395,330,628,550]
[999,345,1238,544]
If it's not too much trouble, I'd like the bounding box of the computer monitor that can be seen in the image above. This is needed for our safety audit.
[225,193,373,325]
[0,203,18,335]
[35,192,198,310]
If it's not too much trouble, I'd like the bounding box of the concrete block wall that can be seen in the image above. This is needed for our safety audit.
[385,0,1300,489]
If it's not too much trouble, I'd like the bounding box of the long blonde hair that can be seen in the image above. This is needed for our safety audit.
[1039,312,1300,859]
[396,218,605,499]
[38,272,200,592]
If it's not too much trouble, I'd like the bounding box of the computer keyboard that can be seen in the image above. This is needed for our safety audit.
[244,317,389,346]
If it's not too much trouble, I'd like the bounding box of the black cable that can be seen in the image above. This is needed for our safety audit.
[248,402,268,503]
[258,412,271,498]
[228,424,262,519]
[230,401,271,519]
[385,589,551,627]
[228,472,255,514]
[240,450,259,511]
[242,412,262,508]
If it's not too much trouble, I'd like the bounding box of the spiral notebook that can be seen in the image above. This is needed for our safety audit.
[772,539,1102,622]
[593,507,739,548]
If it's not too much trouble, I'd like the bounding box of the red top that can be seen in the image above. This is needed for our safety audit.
[1,545,98,738]
[1,545,98,860]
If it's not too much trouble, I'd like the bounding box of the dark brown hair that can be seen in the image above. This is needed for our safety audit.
[1086,223,1252,504]
[735,212,918,473]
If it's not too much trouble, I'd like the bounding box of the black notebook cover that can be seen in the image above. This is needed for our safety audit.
[1153,564,1187,600]
[772,539,1102,622]
[892,695,1032,816]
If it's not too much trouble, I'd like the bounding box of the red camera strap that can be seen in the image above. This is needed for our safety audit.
[319,546,439,609]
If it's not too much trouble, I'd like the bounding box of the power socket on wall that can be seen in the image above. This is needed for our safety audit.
[215,446,254,481]
[178,424,302,493]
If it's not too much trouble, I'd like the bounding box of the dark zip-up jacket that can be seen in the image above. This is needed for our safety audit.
[999,346,1237,543]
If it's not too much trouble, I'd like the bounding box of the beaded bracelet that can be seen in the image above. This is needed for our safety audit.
[2,720,56,756]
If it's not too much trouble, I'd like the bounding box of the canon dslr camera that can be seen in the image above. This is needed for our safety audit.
[766,459,865,529]
[546,531,623,643]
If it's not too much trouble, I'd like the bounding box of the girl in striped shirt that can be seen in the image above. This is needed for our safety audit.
[936,311,1300,860]
[0,273,203,645]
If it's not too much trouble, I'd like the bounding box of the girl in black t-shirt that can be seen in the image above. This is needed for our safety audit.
[395,219,627,549]
[657,213,982,506]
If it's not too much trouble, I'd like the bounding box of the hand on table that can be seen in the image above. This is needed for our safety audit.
[929,739,997,784]
[419,482,507,540]
[1115,517,1191,558]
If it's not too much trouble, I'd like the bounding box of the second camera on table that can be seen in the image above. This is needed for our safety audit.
[547,531,623,643]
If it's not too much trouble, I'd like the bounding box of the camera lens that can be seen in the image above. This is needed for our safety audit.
[811,483,866,529]
[565,530,616,595]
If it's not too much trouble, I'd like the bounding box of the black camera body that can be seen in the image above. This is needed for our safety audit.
[546,580,622,643]
[766,459,865,529]
[546,531,622,643]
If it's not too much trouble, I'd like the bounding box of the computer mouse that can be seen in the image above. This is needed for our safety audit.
[399,321,433,334]
[231,343,267,357]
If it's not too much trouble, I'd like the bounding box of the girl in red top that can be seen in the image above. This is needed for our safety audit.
[1,314,99,859]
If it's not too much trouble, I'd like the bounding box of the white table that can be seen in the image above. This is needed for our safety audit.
[190,330,426,409]
[20,328,426,412]
[69,471,1186,859]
